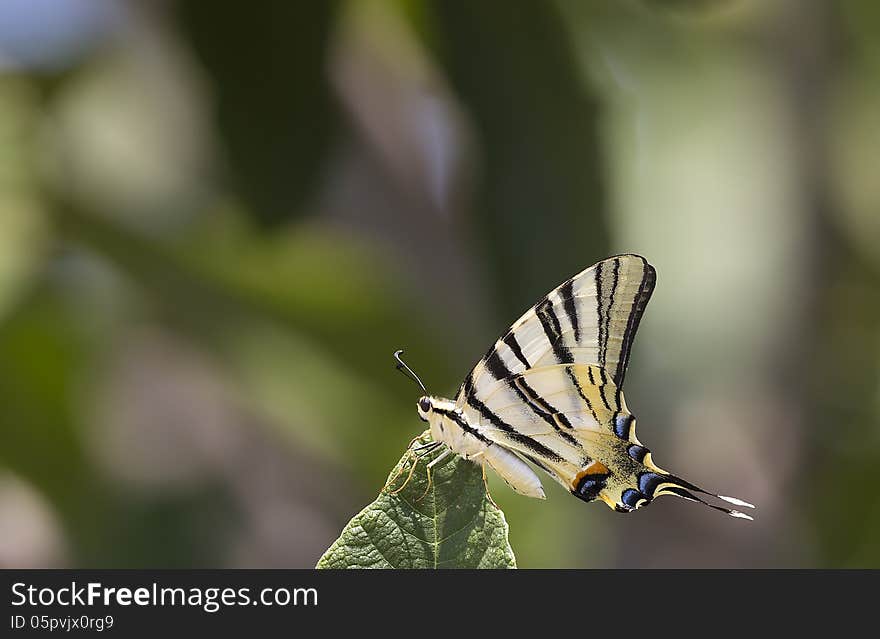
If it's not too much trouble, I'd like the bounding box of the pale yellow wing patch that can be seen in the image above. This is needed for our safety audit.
[454,254,656,413]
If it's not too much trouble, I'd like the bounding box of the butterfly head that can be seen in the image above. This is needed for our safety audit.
[416,395,457,423]
[416,396,434,422]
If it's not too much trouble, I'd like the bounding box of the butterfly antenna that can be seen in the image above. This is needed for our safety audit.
[393,349,427,393]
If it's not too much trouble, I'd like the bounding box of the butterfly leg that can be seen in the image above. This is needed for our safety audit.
[381,434,424,492]
[382,433,435,492]
[415,448,452,502]
[383,450,416,495]
[469,451,499,509]
[385,441,442,496]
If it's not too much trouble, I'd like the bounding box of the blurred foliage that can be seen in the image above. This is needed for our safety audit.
[425,1,608,318]
[811,249,880,567]
[175,1,342,226]
[0,0,879,569]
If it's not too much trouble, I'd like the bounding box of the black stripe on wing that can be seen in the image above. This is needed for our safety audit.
[613,256,656,388]
[559,279,580,342]
[484,350,581,449]
[536,296,574,365]
[595,260,606,367]
[502,333,531,369]
[461,372,565,463]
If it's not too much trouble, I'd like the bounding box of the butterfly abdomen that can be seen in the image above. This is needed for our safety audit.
[483,445,545,499]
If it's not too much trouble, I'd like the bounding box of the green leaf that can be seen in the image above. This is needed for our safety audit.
[317,432,516,569]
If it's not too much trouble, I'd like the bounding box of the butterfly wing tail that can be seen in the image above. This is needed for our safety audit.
[651,472,756,520]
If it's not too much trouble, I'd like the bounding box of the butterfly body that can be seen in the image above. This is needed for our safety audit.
[418,396,546,499]
[407,254,755,519]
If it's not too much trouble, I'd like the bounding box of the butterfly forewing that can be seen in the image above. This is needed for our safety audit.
[455,254,655,411]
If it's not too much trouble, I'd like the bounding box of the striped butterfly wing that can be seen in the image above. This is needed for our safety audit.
[455,254,655,413]
[467,362,654,507]
[453,255,657,507]
[474,362,753,517]
[454,255,755,517]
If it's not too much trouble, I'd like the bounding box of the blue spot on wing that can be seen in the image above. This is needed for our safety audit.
[621,488,646,509]
[573,472,610,503]
[614,414,634,439]
[576,478,602,501]
[638,472,665,497]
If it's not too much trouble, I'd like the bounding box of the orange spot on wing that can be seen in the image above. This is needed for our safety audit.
[570,459,610,490]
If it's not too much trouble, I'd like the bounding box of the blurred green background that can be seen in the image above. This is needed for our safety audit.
[1,0,878,568]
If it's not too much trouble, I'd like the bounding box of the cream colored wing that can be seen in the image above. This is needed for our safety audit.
[463,362,641,501]
[453,255,652,472]
[470,363,753,518]
[453,255,752,517]
[455,254,655,415]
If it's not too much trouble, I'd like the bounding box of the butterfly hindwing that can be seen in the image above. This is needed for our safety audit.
[464,363,656,503]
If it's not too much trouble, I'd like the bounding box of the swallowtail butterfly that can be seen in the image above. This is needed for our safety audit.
[397,255,754,519]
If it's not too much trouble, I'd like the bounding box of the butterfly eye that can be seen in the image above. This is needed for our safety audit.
[418,397,432,413]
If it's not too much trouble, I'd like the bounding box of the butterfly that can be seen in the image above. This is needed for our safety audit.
[394,254,754,519]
